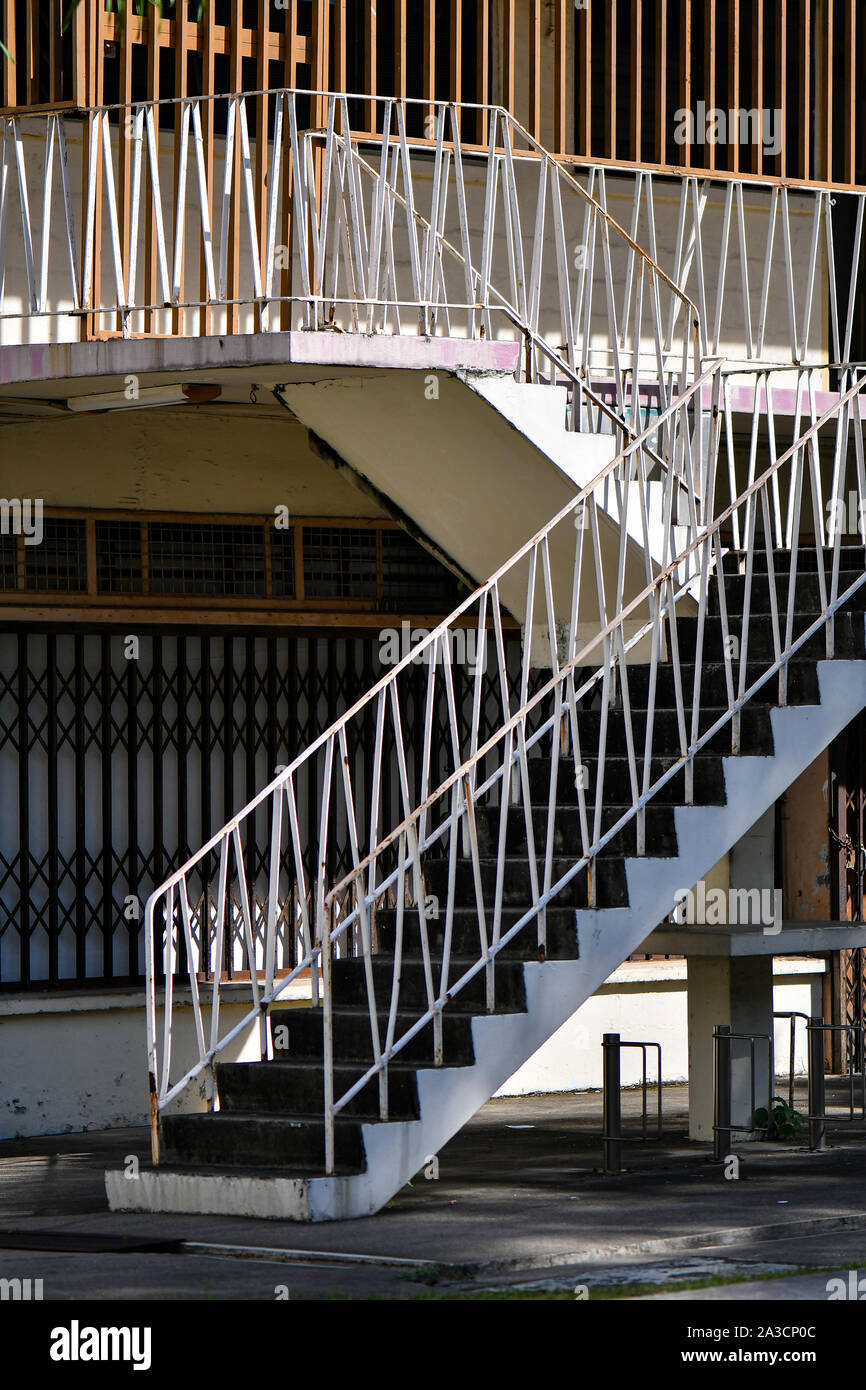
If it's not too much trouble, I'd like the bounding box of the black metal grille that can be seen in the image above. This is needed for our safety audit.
[269,523,296,598]
[0,534,16,589]
[148,522,266,596]
[24,519,87,592]
[303,526,377,599]
[381,528,461,609]
[95,519,143,594]
[0,627,526,990]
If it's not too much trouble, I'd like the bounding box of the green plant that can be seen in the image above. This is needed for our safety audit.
[1,5,209,66]
[753,1095,806,1141]
[62,1,208,32]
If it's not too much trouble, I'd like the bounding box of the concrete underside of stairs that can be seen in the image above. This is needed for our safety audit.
[106,658,866,1223]
[277,366,634,628]
[0,328,659,633]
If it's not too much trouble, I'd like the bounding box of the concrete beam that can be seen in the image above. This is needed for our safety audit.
[641,922,866,956]
[0,332,520,396]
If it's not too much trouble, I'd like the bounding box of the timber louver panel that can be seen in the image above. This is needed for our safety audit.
[0,514,463,612]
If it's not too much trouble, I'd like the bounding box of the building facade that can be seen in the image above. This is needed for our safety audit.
[0,2,865,1216]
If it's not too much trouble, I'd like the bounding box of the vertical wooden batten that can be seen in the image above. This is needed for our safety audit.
[655,0,667,166]
[705,0,716,173]
[777,0,787,180]
[2,0,17,107]
[528,0,540,143]
[752,0,764,175]
[844,0,855,186]
[631,0,642,165]
[729,0,740,174]
[605,0,617,161]
[256,0,271,335]
[201,0,217,338]
[227,0,243,336]
[502,0,515,119]
[364,4,377,134]
[395,0,407,101]
[801,0,811,182]
[451,0,463,137]
[553,0,567,156]
[424,0,437,124]
[680,0,691,170]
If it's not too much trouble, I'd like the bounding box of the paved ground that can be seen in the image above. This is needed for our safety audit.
[3,1084,866,1300]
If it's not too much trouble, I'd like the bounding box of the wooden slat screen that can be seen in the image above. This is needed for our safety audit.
[0,3,864,186]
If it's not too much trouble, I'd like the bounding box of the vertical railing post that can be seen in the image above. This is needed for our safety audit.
[145,897,160,1166]
[713,1024,732,1162]
[808,1017,826,1152]
[603,1033,622,1173]
[321,897,335,1175]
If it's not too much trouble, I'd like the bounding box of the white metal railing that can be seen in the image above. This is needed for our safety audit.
[145,361,866,1169]
[5,100,859,384]
[0,92,698,417]
[572,165,864,374]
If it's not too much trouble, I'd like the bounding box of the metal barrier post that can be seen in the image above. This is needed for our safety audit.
[714,1024,732,1162]
[808,1016,826,1152]
[603,1033,622,1173]
[773,1011,810,1110]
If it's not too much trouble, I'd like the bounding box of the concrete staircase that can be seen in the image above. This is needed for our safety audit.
[107,544,866,1220]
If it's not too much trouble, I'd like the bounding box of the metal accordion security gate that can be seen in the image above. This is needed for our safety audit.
[0,626,523,992]
[830,712,866,1070]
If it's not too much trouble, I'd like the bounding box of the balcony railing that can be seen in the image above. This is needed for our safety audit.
[0,92,700,445]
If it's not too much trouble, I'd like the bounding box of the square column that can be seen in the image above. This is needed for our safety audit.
[687,954,775,1141]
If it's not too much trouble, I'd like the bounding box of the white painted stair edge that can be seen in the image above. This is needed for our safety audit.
[105,659,866,1222]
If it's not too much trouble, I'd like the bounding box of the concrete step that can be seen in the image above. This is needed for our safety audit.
[710,570,866,612]
[373,904,580,960]
[609,660,820,705]
[269,1005,480,1067]
[674,610,865,661]
[472,802,679,858]
[331,954,527,1012]
[568,706,774,757]
[722,546,866,575]
[216,1059,422,1120]
[527,754,727,806]
[422,852,629,907]
[162,1111,366,1172]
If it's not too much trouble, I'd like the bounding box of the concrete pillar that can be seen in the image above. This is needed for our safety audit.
[686,807,777,1142]
[687,954,775,1141]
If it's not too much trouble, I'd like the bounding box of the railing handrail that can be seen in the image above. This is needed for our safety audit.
[142,360,718,916]
[144,361,866,1147]
[322,365,866,909]
[0,88,699,362]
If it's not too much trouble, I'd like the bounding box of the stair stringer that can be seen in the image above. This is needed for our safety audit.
[104,658,866,1222]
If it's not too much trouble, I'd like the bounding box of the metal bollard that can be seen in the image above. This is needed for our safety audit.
[807,1017,826,1152]
[602,1033,622,1173]
[713,1024,732,1162]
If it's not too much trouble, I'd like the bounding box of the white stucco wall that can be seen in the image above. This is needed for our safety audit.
[495,956,824,1096]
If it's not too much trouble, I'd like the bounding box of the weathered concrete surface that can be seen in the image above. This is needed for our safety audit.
[0,331,520,394]
[6,1087,866,1298]
[636,1270,857,1300]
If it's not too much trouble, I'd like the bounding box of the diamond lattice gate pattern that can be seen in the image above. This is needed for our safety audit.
[0,629,525,991]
